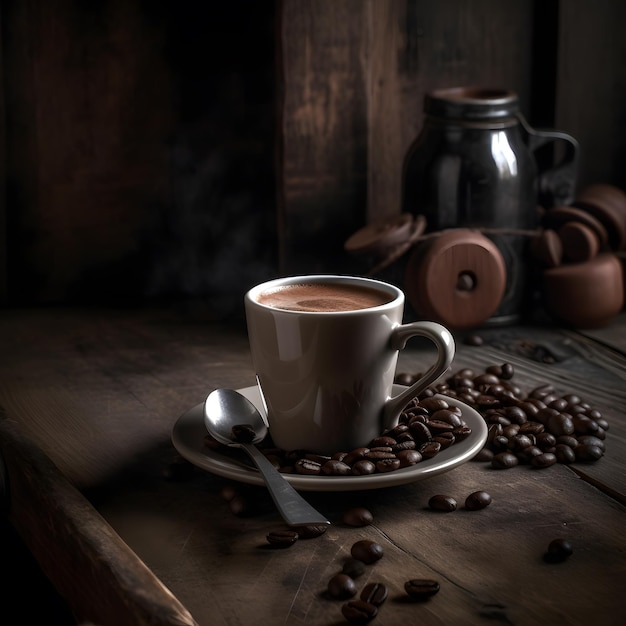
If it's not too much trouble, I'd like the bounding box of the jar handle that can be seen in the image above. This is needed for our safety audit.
[517,113,579,208]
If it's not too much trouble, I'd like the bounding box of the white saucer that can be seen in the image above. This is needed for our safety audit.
[171,385,488,492]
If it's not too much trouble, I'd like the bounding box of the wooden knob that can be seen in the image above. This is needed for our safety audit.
[344,213,420,256]
[404,229,507,329]
[574,183,626,251]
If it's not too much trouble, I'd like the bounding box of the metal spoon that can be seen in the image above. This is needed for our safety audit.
[203,388,330,527]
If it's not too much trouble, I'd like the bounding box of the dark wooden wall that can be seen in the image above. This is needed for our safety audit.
[0,0,277,311]
[1,0,625,310]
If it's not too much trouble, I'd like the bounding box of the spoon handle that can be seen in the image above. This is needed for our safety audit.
[240,443,330,527]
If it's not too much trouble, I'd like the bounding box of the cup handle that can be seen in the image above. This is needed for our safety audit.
[517,113,579,208]
[382,321,455,431]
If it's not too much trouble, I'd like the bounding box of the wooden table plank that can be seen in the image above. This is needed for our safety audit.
[0,308,624,625]
[0,414,197,626]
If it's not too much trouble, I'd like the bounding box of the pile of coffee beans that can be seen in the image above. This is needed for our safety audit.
[203,395,472,477]
[202,362,608,479]
[407,362,609,469]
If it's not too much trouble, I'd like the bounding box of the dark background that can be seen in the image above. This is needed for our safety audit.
[1,0,625,314]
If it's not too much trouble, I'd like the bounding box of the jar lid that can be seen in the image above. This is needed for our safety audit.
[425,87,519,121]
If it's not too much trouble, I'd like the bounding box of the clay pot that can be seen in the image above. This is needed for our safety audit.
[542,253,624,328]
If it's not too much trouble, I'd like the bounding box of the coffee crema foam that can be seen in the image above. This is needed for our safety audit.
[256,283,393,312]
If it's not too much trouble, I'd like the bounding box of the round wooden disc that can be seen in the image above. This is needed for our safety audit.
[404,229,507,329]
[574,184,626,251]
[530,229,563,268]
[558,222,599,263]
[344,213,418,255]
[542,205,609,247]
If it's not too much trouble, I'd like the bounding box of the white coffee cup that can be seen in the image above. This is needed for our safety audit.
[245,274,455,454]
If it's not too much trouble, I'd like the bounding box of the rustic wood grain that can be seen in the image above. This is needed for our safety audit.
[278,0,369,273]
[0,413,197,626]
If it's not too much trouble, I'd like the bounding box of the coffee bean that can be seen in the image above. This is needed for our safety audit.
[341,599,378,623]
[351,460,377,475]
[546,413,575,436]
[473,447,494,462]
[370,436,397,447]
[404,578,440,600]
[428,494,457,512]
[395,372,416,386]
[397,449,422,467]
[341,507,374,527]
[453,425,472,441]
[365,448,396,460]
[419,441,442,458]
[505,406,529,425]
[294,458,322,475]
[517,401,539,417]
[500,363,515,379]
[391,439,416,453]
[548,397,569,412]
[555,444,576,464]
[293,524,328,539]
[351,539,384,564]
[465,490,492,510]
[327,573,357,599]
[419,397,449,412]
[343,448,369,465]
[574,443,603,462]
[492,451,519,469]
[519,421,544,435]
[376,458,401,472]
[573,415,599,435]
[465,333,484,346]
[518,445,543,463]
[360,582,388,606]
[531,452,557,468]
[486,364,503,377]
[321,459,352,475]
[556,435,578,447]
[342,558,366,579]
[409,421,432,443]
[502,424,520,438]
[266,529,298,548]
[386,423,409,438]
[563,393,581,405]
[305,452,331,464]
[433,432,456,449]
[431,409,463,428]
[577,435,605,452]
[474,373,500,387]
[508,433,533,451]
[544,538,573,563]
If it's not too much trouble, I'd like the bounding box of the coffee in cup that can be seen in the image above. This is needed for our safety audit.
[245,275,455,454]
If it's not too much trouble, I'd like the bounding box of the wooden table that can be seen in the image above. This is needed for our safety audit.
[0,307,624,625]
